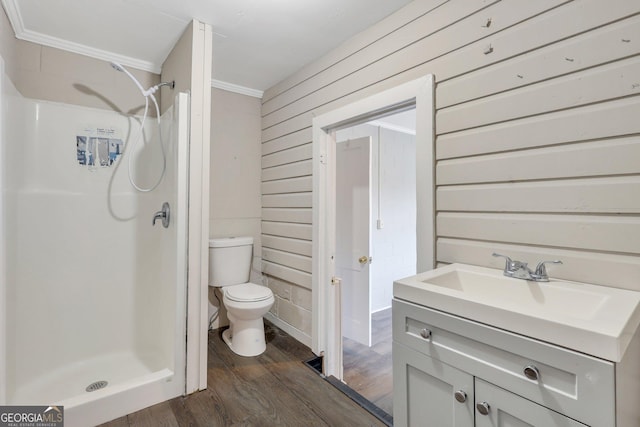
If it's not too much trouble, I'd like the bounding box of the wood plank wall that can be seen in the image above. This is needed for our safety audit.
[261,0,640,343]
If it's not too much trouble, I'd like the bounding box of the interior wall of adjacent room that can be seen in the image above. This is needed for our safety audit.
[335,123,416,313]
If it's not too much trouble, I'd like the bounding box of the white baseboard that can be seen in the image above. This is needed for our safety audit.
[264,312,313,349]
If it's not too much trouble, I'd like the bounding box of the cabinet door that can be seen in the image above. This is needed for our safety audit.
[393,342,474,427]
[474,379,588,427]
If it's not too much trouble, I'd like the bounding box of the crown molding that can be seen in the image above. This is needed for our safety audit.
[1,0,25,34]
[211,79,263,99]
[1,0,161,73]
[2,0,266,94]
[20,30,160,73]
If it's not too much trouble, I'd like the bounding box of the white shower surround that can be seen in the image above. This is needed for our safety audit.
[0,57,190,426]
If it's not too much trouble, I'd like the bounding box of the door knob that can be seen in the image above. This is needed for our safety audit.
[358,256,369,265]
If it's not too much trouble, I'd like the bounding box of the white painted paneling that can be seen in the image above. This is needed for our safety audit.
[437,213,640,254]
[437,177,640,214]
[262,116,311,144]
[262,0,497,118]
[261,208,312,224]
[431,0,640,90]
[261,143,312,169]
[437,137,640,184]
[262,193,312,208]
[437,97,640,159]
[437,238,640,291]
[438,57,640,134]
[261,176,312,195]
[262,221,312,240]
[262,261,312,289]
[262,128,312,154]
[262,160,312,182]
[263,248,312,273]
[263,0,639,136]
[263,0,563,131]
[437,15,640,108]
[262,235,313,256]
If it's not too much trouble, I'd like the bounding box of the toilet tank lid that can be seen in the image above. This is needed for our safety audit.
[209,236,253,248]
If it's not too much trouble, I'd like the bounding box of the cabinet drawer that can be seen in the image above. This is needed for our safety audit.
[393,298,615,427]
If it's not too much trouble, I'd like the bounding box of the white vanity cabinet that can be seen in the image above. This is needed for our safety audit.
[474,379,587,427]
[393,341,475,426]
[392,298,640,427]
[394,343,588,426]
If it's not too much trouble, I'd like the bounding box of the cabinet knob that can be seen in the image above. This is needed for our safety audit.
[476,401,490,416]
[420,328,431,340]
[524,365,540,381]
[454,390,467,403]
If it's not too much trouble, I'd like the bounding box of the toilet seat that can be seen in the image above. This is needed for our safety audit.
[225,282,272,302]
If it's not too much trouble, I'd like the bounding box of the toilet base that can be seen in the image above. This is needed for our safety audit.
[221,319,267,357]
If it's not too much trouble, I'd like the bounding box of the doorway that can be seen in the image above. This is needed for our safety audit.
[311,75,435,401]
[335,109,418,415]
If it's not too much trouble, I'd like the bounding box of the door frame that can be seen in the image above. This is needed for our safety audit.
[311,75,435,377]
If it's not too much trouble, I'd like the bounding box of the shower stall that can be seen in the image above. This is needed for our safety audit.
[0,55,190,426]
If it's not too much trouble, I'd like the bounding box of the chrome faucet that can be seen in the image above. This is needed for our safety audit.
[492,253,562,282]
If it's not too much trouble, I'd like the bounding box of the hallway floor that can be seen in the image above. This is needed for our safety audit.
[343,307,393,416]
[100,321,385,426]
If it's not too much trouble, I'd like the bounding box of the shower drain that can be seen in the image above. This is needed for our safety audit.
[85,380,108,392]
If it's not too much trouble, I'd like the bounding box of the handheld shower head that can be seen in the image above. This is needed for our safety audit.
[109,61,175,95]
[109,61,125,72]
[108,59,167,193]
[109,61,146,96]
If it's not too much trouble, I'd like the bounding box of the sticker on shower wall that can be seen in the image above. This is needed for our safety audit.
[76,126,124,170]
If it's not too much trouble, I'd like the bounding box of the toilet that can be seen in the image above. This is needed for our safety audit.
[208,236,274,357]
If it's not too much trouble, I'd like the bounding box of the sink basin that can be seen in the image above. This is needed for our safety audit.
[425,269,608,320]
[394,263,640,361]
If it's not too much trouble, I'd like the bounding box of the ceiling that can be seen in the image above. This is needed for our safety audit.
[2,0,413,95]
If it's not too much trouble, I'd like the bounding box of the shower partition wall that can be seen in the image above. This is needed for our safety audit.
[0,56,190,427]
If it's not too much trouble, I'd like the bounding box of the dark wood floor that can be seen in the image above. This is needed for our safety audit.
[342,308,393,416]
[101,321,385,427]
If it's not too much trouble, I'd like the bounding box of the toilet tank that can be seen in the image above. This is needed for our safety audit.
[208,236,253,287]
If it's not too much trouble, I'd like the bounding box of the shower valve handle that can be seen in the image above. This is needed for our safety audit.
[153,202,170,228]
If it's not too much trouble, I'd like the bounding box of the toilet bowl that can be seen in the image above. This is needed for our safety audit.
[209,237,274,357]
[221,283,274,356]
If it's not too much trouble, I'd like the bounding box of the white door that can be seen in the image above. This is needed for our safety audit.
[336,137,372,347]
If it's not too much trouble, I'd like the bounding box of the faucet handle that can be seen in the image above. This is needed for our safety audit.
[533,260,563,281]
[493,253,514,272]
[492,253,512,262]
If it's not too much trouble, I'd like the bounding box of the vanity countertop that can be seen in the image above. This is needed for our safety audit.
[394,263,640,361]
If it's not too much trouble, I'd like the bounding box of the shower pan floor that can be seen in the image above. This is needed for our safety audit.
[9,351,166,406]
